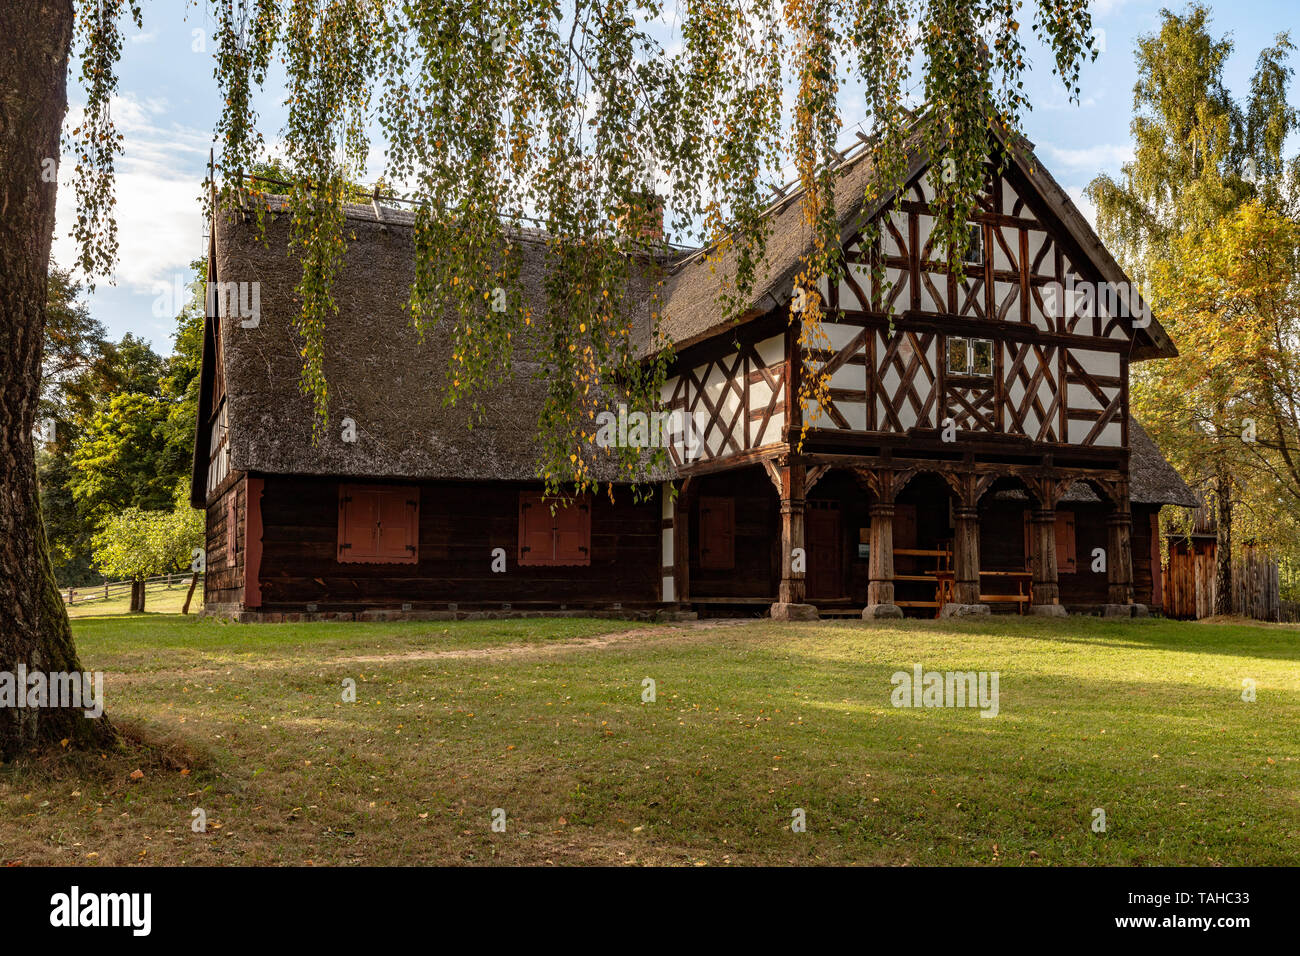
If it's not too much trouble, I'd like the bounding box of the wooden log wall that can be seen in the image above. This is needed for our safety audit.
[253,475,660,610]
[1163,540,1281,621]
[204,475,245,608]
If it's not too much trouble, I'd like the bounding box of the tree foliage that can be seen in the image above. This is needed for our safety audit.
[90,501,204,611]
[1138,202,1300,543]
[71,0,1100,495]
[1088,4,1299,607]
[36,258,204,584]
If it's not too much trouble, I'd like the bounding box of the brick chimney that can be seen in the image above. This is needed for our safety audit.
[619,190,664,244]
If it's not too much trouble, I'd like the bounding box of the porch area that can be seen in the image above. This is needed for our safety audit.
[660,460,1153,620]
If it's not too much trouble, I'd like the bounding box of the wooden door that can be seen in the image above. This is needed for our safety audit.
[806,501,843,600]
[698,497,734,570]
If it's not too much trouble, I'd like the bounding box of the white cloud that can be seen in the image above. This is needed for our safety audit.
[1089,0,1133,17]
[1039,142,1132,173]
[53,94,210,295]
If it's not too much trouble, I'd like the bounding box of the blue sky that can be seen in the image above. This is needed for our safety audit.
[54,0,1300,354]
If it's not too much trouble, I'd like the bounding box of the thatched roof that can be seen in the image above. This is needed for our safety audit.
[650,144,889,356]
[211,199,661,485]
[1128,420,1196,506]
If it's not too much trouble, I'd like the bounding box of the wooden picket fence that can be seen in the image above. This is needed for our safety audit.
[62,572,202,607]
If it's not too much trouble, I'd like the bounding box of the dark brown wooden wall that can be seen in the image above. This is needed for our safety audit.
[686,467,780,599]
[204,475,245,607]
[253,476,659,610]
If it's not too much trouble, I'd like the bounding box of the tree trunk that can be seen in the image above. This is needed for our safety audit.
[129,579,144,613]
[1214,468,1233,616]
[182,572,200,614]
[0,0,114,758]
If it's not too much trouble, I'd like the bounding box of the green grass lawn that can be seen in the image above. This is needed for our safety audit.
[1,612,1297,866]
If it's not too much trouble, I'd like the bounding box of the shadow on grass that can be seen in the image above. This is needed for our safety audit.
[807,614,1300,663]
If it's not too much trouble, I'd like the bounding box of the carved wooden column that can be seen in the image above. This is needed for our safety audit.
[1027,477,1069,617]
[867,501,896,607]
[952,504,982,606]
[1107,497,1135,607]
[855,467,912,620]
[766,460,817,621]
[1029,508,1060,604]
[942,471,990,616]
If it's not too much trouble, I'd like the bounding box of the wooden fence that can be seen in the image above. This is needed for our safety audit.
[62,572,203,607]
[1163,542,1281,621]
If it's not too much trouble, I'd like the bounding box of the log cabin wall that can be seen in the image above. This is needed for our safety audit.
[251,475,660,611]
[204,473,246,610]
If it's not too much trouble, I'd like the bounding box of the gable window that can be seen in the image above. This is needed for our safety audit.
[338,484,419,564]
[947,337,994,378]
[963,222,984,265]
[518,493,591,566]
[698,497,735,570]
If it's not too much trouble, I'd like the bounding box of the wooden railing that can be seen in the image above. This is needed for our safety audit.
[891,546,1032,615]
[62,573,204,607]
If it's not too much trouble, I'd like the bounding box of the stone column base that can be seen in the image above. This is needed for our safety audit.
[1029,604,1069,618]
[658,608,699,622]
[939,603,990,618]
[1102,603,1148,618]
[862,603,904,620]
[770,602,819,621]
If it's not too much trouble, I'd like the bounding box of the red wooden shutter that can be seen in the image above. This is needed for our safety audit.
[339,485,418,563]
[553,498,591,565]
[339,487,375,562]
[1055,512,1076,574]
[518,494,555,566]
[698,497,734,570]
[377,489,419,563]
[518,494,591,566]
[226,494,238,564]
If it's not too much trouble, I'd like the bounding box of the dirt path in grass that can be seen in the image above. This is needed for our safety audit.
[108,619,758,683]
[333,618,754,665]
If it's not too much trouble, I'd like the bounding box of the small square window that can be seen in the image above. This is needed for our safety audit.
[947,337,994,379]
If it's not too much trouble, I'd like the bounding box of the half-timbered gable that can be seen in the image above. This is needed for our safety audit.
[806,157,1143,451]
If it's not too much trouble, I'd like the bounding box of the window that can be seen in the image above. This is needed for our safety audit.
[947,337,993,378]
[698,497,735,570]
[338,484,419,564]
[964,222,984,265]
[518,493,591,566]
